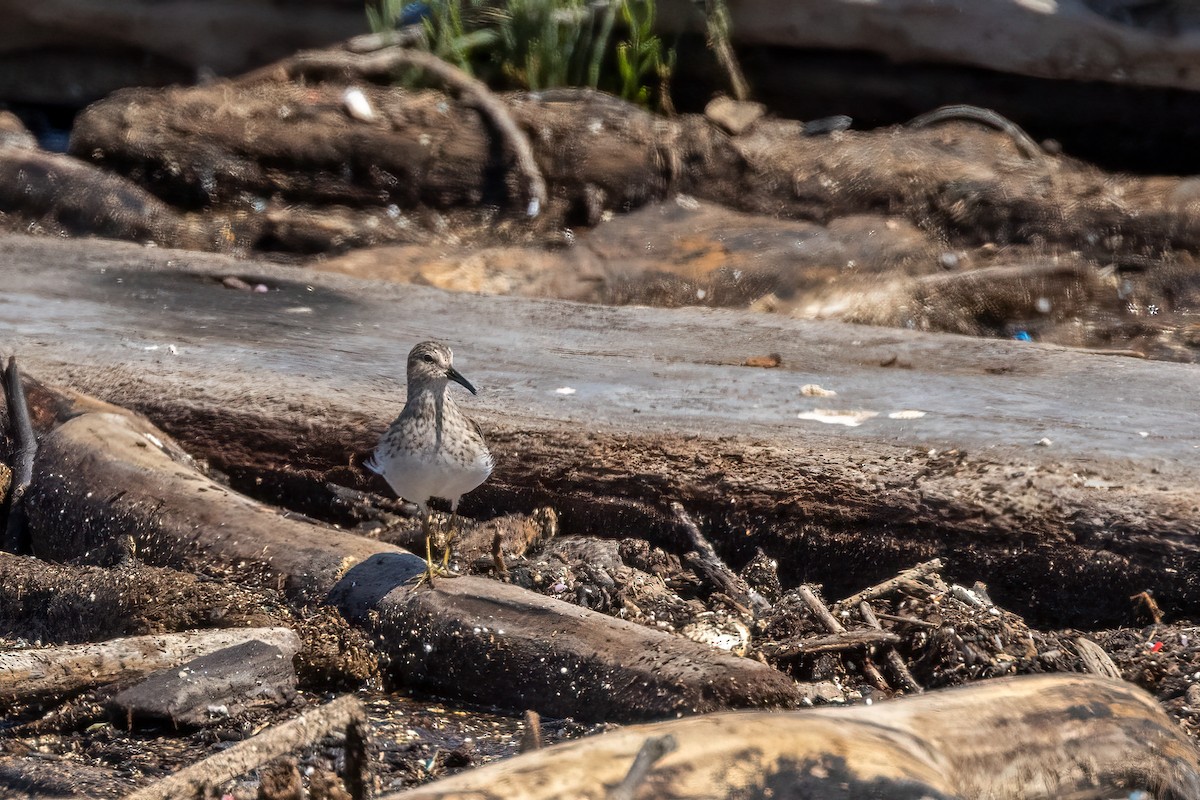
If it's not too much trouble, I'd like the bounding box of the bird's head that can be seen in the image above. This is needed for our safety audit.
[407,340,477,394]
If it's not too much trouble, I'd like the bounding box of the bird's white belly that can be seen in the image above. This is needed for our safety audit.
[379,448,492,507]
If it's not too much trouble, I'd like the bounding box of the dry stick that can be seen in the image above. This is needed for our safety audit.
[242,46,546,219]
[520,709,543,753]
[125,695,365,800]
[672,502,770,616]
[874,611,939,629]
[860,601,924,694]
[908,104,1044,160]
[835,558,945,610]
[798,585,890,691]
[2,356,36,554]
[606,734,677,800]
[768,629,901,661]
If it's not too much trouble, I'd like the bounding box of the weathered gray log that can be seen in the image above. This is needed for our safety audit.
[380,674,1200,800]
[0,627,299,708]
[125,695,365,800]
[24,400,801,722]
[3,234,1199,628]
[107,639,298,728]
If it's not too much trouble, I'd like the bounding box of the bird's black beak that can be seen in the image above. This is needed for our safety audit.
[446,365,477,395]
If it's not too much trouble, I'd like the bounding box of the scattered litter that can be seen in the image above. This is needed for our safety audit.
[800,384,836,397]
[1013,331,1032,341]
[283,306,313,314]
[1035,437,1053,447]
[1138,431,1150,438]
[887,410,926,420]
[554,387,576,395]
[797,409,879,427]
[222,275,252,291]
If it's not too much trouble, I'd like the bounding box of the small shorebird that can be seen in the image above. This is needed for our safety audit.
[365,341,493,584]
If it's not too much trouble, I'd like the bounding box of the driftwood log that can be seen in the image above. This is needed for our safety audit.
[384,674,1200,800]
[0,627,299,708]
[21,388,800,722]
[2,234,1198,629]
[60,73,1200,261]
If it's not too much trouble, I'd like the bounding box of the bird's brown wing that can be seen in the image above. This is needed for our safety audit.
[470,416,488,446]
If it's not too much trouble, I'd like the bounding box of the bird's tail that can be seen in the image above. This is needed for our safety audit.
[363,450,382,475]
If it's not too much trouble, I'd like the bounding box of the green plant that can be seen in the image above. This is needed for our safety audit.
[364,0,676,111]
[614,0,673,108]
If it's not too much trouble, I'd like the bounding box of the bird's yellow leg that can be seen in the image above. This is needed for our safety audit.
[441,511,458,570]
[409,508,435,588]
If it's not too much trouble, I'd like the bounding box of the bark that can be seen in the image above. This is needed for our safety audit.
[379,674,1200,800]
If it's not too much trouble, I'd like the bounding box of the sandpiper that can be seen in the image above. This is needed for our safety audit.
[365,341,493,584]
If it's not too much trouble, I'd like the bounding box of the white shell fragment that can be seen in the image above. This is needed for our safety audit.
[342,87,376,122]
[797,409,879,427]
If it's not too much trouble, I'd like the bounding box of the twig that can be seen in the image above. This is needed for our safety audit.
[798,585,844,633]
[673,502,770,615]
[860,601,923,694]
[3,356,36,554]
[835,559,944,609]
[519,709,542,753]
[606,734,677,800]
[240,45,546,218]
[873,611,939,629]
[125,695,365,800]
[907,104,1044,160]
[767,629,901,661]
[796,585,892,688]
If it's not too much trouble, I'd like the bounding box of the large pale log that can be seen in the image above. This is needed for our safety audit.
[2,234,1196,627]
[0,627,299,708]
[384,674,1200,800]
[23,403,801,722]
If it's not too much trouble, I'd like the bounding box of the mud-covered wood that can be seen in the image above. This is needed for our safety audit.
[0,627,299,708]
[3,234,1198,628]
[57,72,1200,260]
[23,400,801,722]
[382,674,1200,800]
[107,639,298,728]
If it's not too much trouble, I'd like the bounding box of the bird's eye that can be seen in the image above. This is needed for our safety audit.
[422,354,435,364]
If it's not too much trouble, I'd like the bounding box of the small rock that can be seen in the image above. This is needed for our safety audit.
[705,96,766,136]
